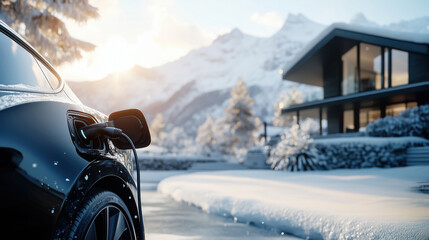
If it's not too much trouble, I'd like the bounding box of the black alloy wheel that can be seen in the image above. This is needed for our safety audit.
[68,191,136,240]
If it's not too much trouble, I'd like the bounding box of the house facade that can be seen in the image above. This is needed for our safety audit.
[282,23,429,135]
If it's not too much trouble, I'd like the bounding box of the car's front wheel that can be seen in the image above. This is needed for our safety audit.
[68,190,136,240]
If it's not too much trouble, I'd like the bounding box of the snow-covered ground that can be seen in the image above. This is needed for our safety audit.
[141,170,190,190]
[158,167,429,240]
[142,190,301,240]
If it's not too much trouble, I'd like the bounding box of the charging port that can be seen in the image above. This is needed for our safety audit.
[67,111,105,155]
[74,120,92,147]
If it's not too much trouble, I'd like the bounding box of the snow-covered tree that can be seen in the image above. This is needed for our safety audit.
[213,117,233,155]
[273,92,290,127]
[196,116,216,154]
[300,118,320,136]
[273,86,305,127]
[221,78,261,154]
[149,113,165,145]
[0,0,98,65]
[367,104,429,139]
[161,127,189,154]
[267,122,324,171]
[288,86,305,105]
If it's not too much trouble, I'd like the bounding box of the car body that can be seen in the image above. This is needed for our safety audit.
[0,21,145,239]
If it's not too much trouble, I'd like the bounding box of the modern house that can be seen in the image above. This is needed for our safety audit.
[282,23,429,135]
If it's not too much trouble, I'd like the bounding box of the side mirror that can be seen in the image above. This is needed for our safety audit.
[109,109,151,149]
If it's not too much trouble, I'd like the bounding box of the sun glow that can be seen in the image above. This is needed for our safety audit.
[57,39,136,81]
[57,0,217,82]
[58,32,201,81]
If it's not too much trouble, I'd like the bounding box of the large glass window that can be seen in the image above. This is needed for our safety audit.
[343,109,355,133]
[0,32,52,91]
[391,49,408,87]
[342,46,357,95]
[360,43,382,92]
[386,102,417,116]
[341,44,410,94]
[386,103,406,116]
[359,107,381,130]
[407,102,418,109]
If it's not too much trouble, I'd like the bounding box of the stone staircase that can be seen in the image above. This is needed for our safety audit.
[406,146,429,166]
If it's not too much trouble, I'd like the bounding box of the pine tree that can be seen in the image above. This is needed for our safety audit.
[196,116,216,154]
[288,86,305,105]
[221,78,261,154]
[162,127,188,154]
[0,0,98,65]
[273,86,305,127]
[273,92,289,127]
[267,122,323,171]
[149,113,165,145]
[300,118,320,136]
[213,117,232,155]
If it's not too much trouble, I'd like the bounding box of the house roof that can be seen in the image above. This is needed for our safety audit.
[282,23,429,86]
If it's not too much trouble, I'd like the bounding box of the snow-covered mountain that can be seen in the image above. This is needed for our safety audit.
[68,13,429,136]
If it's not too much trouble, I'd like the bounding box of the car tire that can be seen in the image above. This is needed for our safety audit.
[67,190,136,240]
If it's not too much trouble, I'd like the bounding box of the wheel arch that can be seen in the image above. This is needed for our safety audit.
[90,174,142,238]
[53,159,144,240]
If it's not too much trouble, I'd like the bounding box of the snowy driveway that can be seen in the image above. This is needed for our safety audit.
[141,190,300,240]
[140,170,300,240]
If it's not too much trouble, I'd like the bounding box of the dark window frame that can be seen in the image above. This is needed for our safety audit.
[342,41,409,96]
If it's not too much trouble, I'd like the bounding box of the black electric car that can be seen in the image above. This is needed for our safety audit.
[0,20,150,239]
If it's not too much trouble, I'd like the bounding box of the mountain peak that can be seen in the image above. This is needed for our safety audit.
[230,28,243,34]
[214,28,244,44]
[274,13,324,41]
[349,13,379,27]
[228,28,244,38]
[284,13,311,25]
[278,13,320,32]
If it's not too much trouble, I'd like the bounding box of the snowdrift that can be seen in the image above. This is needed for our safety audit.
[159,167,429,240]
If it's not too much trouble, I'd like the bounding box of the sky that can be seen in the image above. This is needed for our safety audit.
[59,0,429,82]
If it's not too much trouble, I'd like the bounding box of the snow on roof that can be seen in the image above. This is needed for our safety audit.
[282,23,429,77]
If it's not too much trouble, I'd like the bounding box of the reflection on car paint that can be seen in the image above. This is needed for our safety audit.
[0,91,73,111]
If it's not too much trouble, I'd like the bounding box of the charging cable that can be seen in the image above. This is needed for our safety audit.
[119,132,144,238]
[80,125,144,238]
